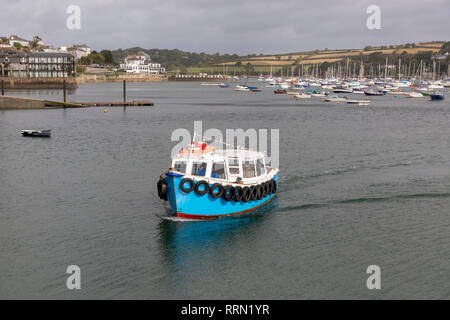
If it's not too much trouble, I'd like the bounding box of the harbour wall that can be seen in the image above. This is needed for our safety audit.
[0,96,47,110]
[76,74,168,83]
[168,75,228,81]
[0,77,78,89]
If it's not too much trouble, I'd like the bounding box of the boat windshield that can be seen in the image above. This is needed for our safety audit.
[191,161,208,177]
[173,160,187,173]
[211,161,226,179]
[227,157,240,175]
[256,158,265,176]
[243,160,256,178]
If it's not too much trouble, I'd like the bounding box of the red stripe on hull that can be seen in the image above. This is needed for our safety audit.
[176,195,277,220]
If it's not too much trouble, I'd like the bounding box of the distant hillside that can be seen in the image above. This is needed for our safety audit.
[111,47,240,71]
[111,41,449,75]
[222,42,447,67]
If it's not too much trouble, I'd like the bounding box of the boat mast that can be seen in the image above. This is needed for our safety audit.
[433,60,436,82]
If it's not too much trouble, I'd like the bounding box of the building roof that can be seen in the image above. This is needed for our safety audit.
[10,35,29,42]
[29,52,74,57]
[73,44,90,48]
[125,53,152,62]
[137,51,150,57]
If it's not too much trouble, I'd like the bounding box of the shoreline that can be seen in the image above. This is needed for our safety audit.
[0,74,232,89]
[76,73,169,83]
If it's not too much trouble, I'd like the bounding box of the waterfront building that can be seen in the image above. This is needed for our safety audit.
[0,37,12,48]
[68,44,91,60]
[9,35,30,48]
[120,52,165,74]
[0,51,75,78]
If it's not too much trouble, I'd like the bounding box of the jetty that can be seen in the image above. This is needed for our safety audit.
[0,96,154,109]
[46,100,154,107]
[0,80,153,110]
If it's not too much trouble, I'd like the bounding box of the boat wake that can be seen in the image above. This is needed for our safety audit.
[277,192,450,213]
[279,159,426,187]
[159,215,204,222]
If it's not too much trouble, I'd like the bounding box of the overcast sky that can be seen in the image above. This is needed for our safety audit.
[1,0,449,54]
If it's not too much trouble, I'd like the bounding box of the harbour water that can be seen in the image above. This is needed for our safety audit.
[1,81,450,299]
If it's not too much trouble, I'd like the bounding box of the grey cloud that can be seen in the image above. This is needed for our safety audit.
[0,0,448,54]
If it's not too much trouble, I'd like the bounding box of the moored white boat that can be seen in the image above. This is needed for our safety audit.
[294,93,311,99]
[234,85,250,91]
[346,99,371,106]
[407,91,424,98]
[323,94,346,103]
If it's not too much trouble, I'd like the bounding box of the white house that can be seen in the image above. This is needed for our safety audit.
[41,46,60,53]
[67,44,91,60]
[73,44,91,56]
[9,35,30,47]
[120,52,165,74]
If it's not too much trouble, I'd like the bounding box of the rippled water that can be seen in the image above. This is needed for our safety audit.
[1,82,449,299]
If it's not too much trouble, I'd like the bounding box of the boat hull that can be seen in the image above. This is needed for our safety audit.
[430,94,444,101]
[164,173,279,219]
[21,130,51,137]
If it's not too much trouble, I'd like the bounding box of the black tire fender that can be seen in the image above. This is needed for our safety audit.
[242,187,251,202]
[250,186,258,201]
[233,186,243,202]
[271,179,277,194]
[157,175,168,201]
[195,180,209,196]
[222,185,235,201]
[262,181,269,197]
[209,183,224,199]
[257,184,264,200]
[179,178,195,193]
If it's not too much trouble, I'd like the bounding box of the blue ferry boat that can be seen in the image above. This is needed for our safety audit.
[157,142,279,219]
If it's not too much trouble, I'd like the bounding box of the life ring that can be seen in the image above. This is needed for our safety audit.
[195,180,209,196]
[242,187,251,202]
[179,178,195,193]
[257,184,264,200]
[222,185,235,201]
[209,183,223,199]
[250,185,258,201]
[233,186,243,202]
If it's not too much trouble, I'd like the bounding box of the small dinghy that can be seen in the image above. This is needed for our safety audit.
[294,93,311,99]
[364,90,385,96]
[430,93,445,101]
[21,129,51,137]
[346,99,371,106]
[407,92,424,98]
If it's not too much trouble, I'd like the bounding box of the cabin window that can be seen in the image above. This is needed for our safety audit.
[211,161,225,179]
[256,158,265,176]
[173,161,187,173]
[243,160,256,178]
[227,157,240,175]
[191,161,208,177]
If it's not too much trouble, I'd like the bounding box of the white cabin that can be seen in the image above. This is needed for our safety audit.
[170,146,276,186]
